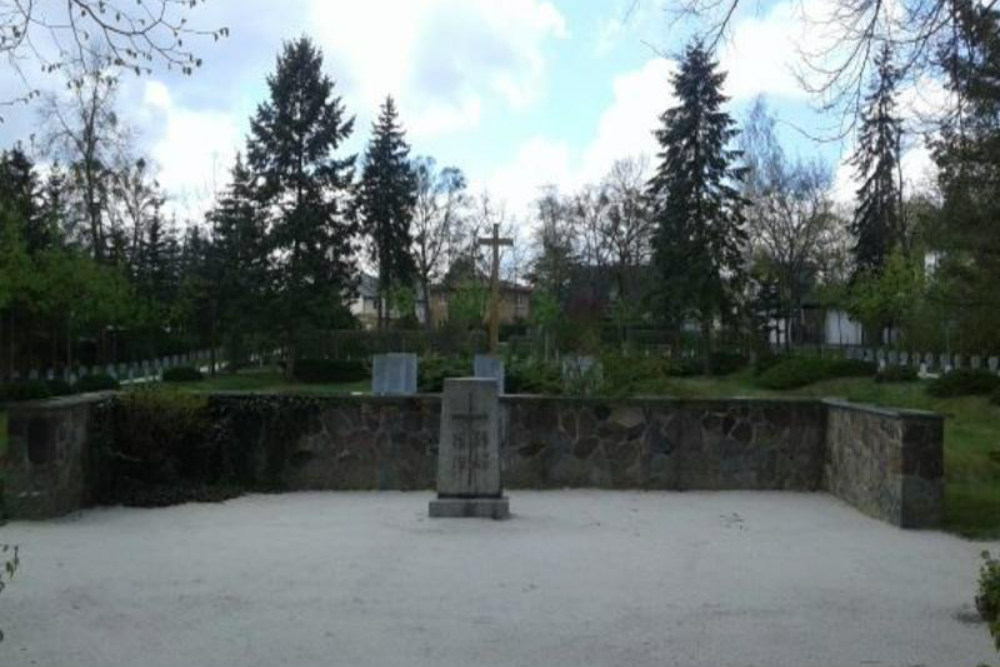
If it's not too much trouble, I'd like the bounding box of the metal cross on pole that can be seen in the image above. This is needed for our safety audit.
[478,223,513,354]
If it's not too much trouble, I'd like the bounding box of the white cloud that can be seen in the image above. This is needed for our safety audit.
[484,136,575,218]
[582,58,676,181]
[309,0,566,138]
[139,81,242,220]
[831,142,937,206]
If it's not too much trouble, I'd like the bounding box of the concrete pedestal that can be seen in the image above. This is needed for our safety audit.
[429,496,510,520]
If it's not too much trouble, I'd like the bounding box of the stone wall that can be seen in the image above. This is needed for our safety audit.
[2,393,112,518]
[2,392,944,528]
[823,400,944,528]
[501,397,827,491]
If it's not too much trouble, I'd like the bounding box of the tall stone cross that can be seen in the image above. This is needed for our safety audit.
[478,223,513,354]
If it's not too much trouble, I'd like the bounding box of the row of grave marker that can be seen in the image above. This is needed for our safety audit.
[6,349,224,385]
[843,347,1000,374]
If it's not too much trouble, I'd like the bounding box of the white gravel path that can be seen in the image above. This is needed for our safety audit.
[0,490,996,667]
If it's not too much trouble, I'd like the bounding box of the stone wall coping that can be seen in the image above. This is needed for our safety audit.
[821,398,942,421]
[10,390,117,410]
[499,394,819,406]
[207,391,442,404]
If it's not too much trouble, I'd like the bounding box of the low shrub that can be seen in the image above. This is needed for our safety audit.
[926,369,1000,398]
[162,366,204,383]
[755,356,876,390]
[418,355,470,392]
[976,550,1000,652]
[75,373,120,393]
[597,352,671,396]
[709,351,748,376]
[292,358,368,384]
[0,380,52,402]
[506,359,563,395]
[45,378,74,396]
[753,352,790,376]
[94,389,218,506]
[875,365,919,383]
[666,357,702,377]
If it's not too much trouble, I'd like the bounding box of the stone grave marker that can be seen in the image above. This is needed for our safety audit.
[372,353,418,395]
[900,351,910,366]
[971,355,982,370]
[989,356,999,373]
[473,354,505,394]
[954,354,965,370]
[429,377,509,519]
[887,350,899,365]
[924,352,935,370]
[939,352,952,373]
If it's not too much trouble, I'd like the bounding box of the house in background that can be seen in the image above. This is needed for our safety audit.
[422,280,532,329]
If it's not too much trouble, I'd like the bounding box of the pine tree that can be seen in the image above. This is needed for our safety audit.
[0,146,56,255]
[850,44,904,277]
[932,0,1000,346]
[247,37,356,372]
[357,95,417,330]
[647,41,747,365]
[207,153,270,366]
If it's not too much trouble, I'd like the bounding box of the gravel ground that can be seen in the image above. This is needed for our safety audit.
[0,490,996,667]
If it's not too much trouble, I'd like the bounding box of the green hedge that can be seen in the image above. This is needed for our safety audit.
[0,380,51,402]
[418,355,471,392]
[927,369,1000,397]
[875,365,919,383]
[756,357,876,390]
[506,359,563,395]
[162,366,204,383]
[75,373,120,393]
[292,358,368,384]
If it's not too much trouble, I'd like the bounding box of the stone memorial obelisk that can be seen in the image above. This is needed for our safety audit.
[429,377,509,519]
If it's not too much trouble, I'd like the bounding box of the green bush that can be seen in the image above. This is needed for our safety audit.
[598,352,671,396]
[875,365,919,383]
[95,389,221,506]
[0,380,52,402]
[709,351,748,376]
[292,358,368,384]
[753,352,790,376]
[45,378,74,396]
[418,355,470,392]
[926,369,1000,398]
[976,550,1000,652]
[667,357,702,377]
[506,359,563,395]
[75,373,120,393]
[755,356,876,390]
[162,366,204,383]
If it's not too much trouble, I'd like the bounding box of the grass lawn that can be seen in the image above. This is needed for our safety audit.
[146,367,370,396]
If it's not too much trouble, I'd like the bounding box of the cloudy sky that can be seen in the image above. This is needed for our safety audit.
[0,0,939,224]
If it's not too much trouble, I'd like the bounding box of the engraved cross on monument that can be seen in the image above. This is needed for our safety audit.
[429,377,510,519]
[478,223,513,355]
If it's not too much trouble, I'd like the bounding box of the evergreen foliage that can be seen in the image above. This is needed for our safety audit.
[647,41,747,361]
[850,44,904,277]
[247,37,358,371]
[358,96,418,329]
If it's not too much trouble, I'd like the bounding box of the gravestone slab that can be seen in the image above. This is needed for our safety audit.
[429,377,509,519]
[939,353,952,373]
[887,350,898,365]
[900,351,909,366]
[372,353,418,396]
[971,355,982,370]
[989,356,999,373]
[473,354,505,394]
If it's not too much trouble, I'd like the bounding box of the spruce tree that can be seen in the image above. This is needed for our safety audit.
[647,41,747,365]
[357,95,417,329]
[247,37,356,371]
[207,153,270,366]
[850,44,904,277]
